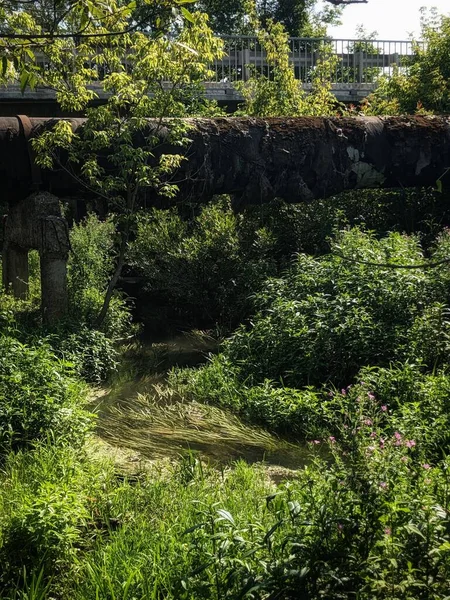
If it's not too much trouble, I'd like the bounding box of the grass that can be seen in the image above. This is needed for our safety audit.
[95,388,309,467]
[90,332,309,469]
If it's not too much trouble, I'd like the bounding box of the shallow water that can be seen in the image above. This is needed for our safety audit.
[92,333,312,470]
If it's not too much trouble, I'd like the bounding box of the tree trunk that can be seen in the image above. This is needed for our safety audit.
[95,236,127,327]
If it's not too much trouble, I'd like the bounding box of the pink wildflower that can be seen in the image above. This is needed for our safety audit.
[329,436,336,443]
[422,463,431,470]
[379,438,386,449]
[381,405,388,412]
[363,418,373,426]
[405,440,416,449]
[341,388,347,396]
[370,431,377,438]
[384,527,392,536]
[394,432,403,446]
[368,392,376,400]
[379,482,388,489]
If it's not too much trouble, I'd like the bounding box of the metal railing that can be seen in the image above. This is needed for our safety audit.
[212,36,424,85]
[16,36,425,95]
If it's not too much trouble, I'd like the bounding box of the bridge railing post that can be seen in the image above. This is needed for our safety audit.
[241,48,251,82]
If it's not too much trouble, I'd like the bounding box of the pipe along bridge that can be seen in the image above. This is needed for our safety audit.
[1,115,449,323]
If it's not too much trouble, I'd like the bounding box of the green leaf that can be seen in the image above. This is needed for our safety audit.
[28,72,37,91]
[180,7,194,24]
[216,508,235,526]
[406,523,426,540]
[438,542,450,552]
[20,70,30,94]
[24,47,35,61]
[182,522,207,535]
[288,500,301,518]
[263,519,284,544]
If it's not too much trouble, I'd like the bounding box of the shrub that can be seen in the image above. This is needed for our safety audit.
[172,228,450,444]
[0,443,115,595]
[351,364,450,458]
[0,335,93,451]
[129,189,450,334]
[171,359,327,438]
[55,326,119,384]
[68,213,133,341]
[362,11,450,115]
[194,447,450,599]
[130,197,276,328]
[217,229,450,388]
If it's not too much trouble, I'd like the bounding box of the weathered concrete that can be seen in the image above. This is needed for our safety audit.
[0,116,449,207]
[178,116,450,206]
[2,243,29,299]
[0,82,375,117]
[2,192,70,323]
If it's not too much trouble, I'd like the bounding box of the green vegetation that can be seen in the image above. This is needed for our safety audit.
[4,195,450,598]
[363,10,450,115]
[2,2,450,599]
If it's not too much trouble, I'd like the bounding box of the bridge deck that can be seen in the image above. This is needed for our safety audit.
[0,37,421,114]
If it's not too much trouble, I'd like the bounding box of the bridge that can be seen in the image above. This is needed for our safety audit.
[0,36,420,115]
[1,115,449,323]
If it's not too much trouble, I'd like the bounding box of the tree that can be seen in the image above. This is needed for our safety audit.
[0,0,184,90]
[196,0,342,36]
[1,1,224,323]
[362,10,450,115]
[235,3,339,117]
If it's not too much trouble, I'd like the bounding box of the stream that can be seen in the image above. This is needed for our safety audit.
[91,333,311,473]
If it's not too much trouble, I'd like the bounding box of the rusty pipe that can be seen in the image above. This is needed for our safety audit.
[0,115,449,207]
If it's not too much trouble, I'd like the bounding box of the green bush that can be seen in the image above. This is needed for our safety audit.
[129,189,450,333]
[130,197,276,328]
[363,11,450,115]
[171,358,327,438]
[55,326,118,384]
[0,443,115,595]
[352,364,450,458]
[68,213,133,341]
[171,228,450,444]
[216,229,450,388]
[0,335,93,451]
[60,213,135,382]
[196,448,450,599]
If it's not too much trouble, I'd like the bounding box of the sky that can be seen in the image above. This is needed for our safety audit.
[327,0,450,40]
